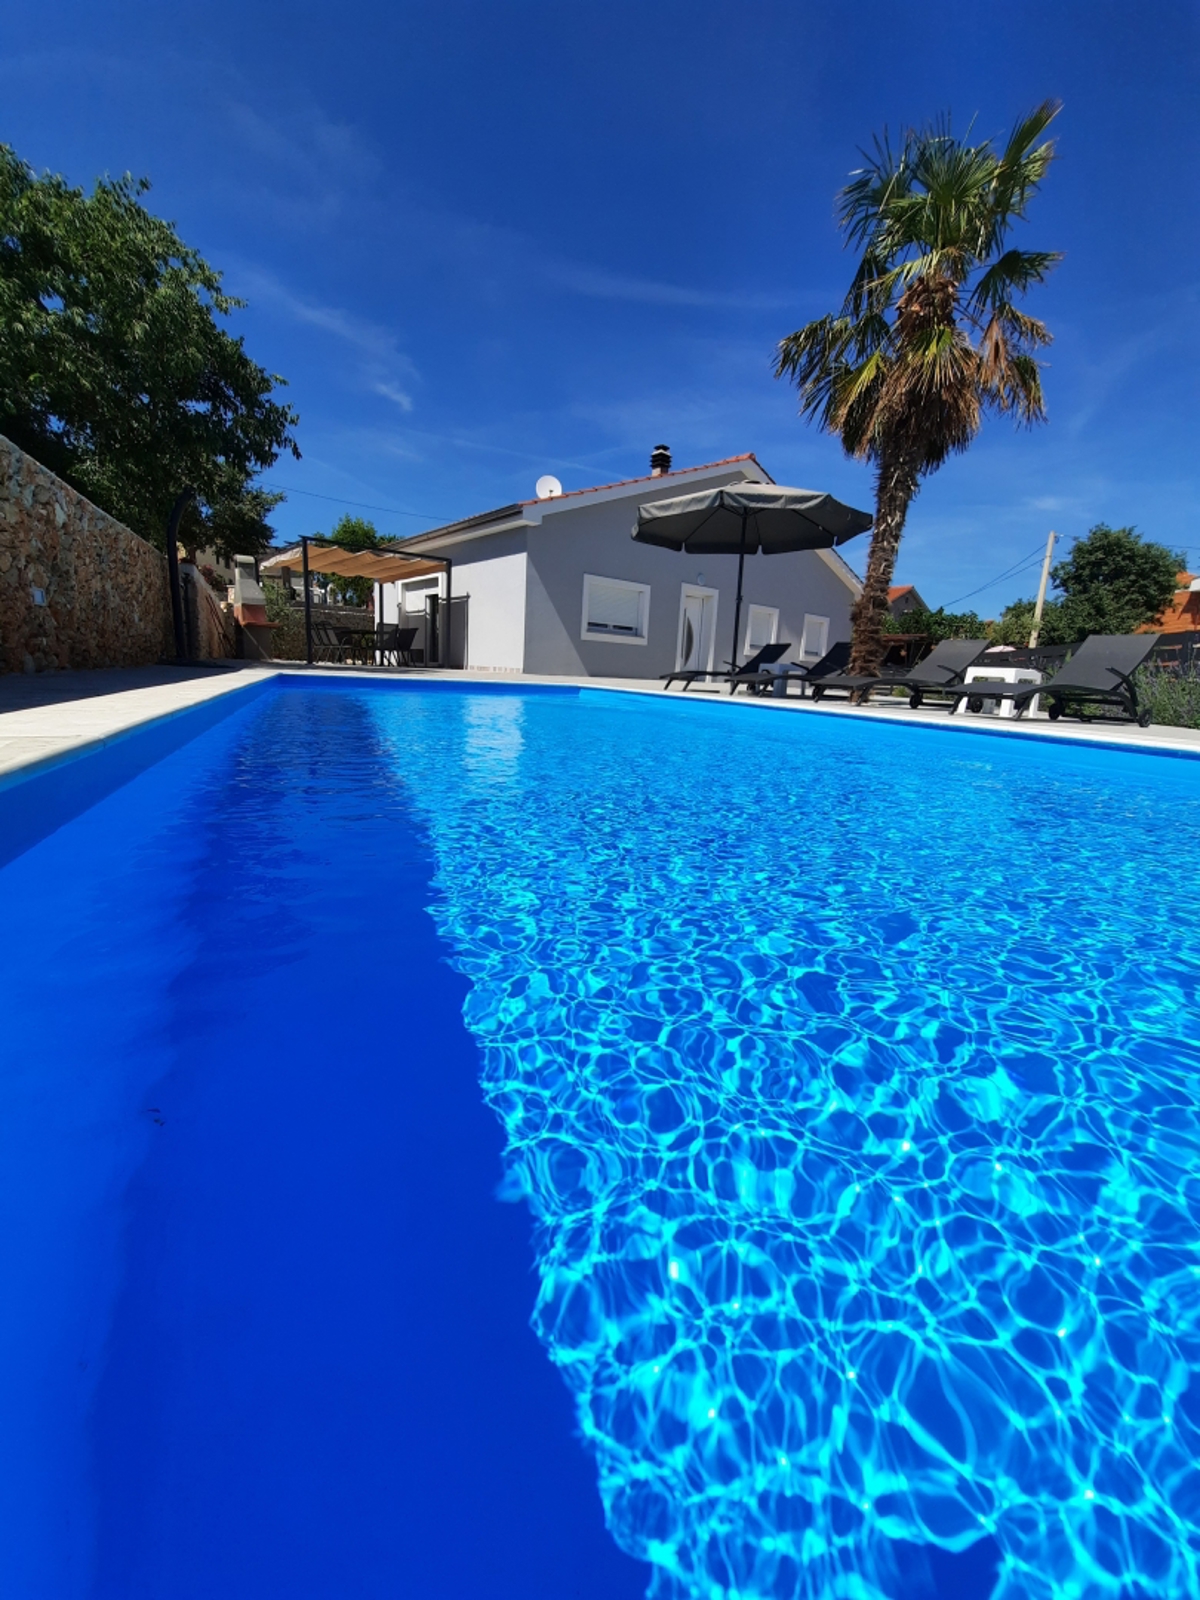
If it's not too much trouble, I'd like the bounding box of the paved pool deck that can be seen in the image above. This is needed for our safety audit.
[1,659,1198,785]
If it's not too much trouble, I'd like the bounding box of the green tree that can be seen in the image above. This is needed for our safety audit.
[881,606,985,640]
[328,515,382,553]
[775,103,1061,678]
[0,145,299,559]
[989,597,1072,647]
[1051,523,1182,638]
[990,525,1183,645]
[325,514,381,606]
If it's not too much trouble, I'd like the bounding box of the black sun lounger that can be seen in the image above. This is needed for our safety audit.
[950,633,1161,726]
[662,640,791,693]
[808,638,991,706]
[755,640,853,697]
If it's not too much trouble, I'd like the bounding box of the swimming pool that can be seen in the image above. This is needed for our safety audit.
[2,680,1198,1600]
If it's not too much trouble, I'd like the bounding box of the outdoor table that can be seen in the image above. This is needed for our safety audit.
[951,664,1044,719]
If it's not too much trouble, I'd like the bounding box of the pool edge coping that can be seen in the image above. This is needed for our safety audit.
[0,668,283,795]
[1,664,1198,789]
[579,681,1200,763]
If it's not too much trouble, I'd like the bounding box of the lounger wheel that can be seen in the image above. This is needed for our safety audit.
[908,692,922,709]
[811,686,824,702]
[1137,710,1152,728]
[1048,700,1062,721]
[967,696,984,714]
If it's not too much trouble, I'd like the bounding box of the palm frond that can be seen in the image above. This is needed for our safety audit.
[969,249,1062,315]
[837,128,915,248]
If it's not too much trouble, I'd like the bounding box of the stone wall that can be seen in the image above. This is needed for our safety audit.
[0,433,174,673]
[180,562,236,661]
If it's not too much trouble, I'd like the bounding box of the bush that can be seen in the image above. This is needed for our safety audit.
[264,581,306,661]
[989,597,1075,647]
[1134,665,1200,730]
[882,607,986,641]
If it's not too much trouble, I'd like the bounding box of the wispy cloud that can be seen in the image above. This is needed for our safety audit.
[229,263,420,413]
[544,260,794,313]
[373,382,415,412]
[1062,287,1200,439]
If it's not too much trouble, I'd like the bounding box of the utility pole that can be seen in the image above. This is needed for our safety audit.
[1028,529,1058,648]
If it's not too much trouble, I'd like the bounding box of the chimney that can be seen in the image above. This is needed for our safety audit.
[650,444,672,476]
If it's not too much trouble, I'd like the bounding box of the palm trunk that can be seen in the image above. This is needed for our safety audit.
[848,447,919,681]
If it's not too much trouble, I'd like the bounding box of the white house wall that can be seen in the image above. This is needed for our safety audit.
[520,482,859,678]
[453,531,528,672]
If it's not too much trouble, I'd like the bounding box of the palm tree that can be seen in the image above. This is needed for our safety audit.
[776,102,1061,678]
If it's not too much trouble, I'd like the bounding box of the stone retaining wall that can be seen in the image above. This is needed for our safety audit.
[0,433,174,673]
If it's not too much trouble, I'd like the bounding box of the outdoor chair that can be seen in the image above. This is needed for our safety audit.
[809,638,991,707]
[377,625,419,667]
[757,640,852,697]
[334,626,377,665]
[950,633,1160,726]
[662,640,791,694]
[311,621,348,663]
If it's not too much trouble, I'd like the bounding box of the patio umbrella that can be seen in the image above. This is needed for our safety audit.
[632,483,872,670]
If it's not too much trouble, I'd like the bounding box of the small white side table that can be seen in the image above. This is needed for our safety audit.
[951,664,1044,719]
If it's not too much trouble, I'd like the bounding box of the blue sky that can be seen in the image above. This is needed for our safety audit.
[4,1,1197,614]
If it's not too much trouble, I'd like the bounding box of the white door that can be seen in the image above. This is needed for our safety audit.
[677,586,717,672]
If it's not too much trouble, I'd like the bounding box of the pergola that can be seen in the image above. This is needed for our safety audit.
[261,538,452,666]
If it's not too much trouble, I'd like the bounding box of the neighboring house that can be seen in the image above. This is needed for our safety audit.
[381,448,864,678]
[887,584,929,620]
[1139,572,1200,635]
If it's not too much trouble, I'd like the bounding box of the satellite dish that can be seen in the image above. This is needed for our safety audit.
[535,474,564,500]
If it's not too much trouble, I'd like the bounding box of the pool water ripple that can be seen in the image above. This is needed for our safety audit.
[370,690,1200,1600]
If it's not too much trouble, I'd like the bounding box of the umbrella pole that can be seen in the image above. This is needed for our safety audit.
[729,507,747,690]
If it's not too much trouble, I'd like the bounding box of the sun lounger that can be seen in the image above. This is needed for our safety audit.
[757,640,852,697]
[951,633,1160,726]
[809,638,991,706]
[662,640,791,693]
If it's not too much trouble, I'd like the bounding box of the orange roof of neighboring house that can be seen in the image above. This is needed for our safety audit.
[888,585,913,601]
[1139,572,1200,635]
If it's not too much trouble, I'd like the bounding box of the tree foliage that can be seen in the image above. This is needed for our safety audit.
[775,104,1061,677]
[991,524,1183,645]
[0,144,299,559]
[328,515,382,553]
[1051,523,1182,636]
[325,514,381,606]
[881,606,986,640]
[989,597,1073,647]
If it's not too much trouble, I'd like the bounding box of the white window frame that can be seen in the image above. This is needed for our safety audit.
[676,584,719,673]
[743,604,779,658]
[801,613,830,660]
[580,573,651,645]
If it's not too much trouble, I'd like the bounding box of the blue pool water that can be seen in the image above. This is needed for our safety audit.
[2,683,1200,1599]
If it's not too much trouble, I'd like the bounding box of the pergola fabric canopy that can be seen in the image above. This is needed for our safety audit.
[262,547,446,583]
[632,483,873,554]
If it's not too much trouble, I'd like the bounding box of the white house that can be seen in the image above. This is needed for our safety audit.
[378,447,865,678]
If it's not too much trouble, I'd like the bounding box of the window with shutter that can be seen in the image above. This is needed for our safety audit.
[581,575,650,643]
[744,605,779,655]
[801,614,830,659]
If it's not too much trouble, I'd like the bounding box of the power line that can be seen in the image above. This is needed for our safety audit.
[942,544,1048,608]
[262,480,452,522]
